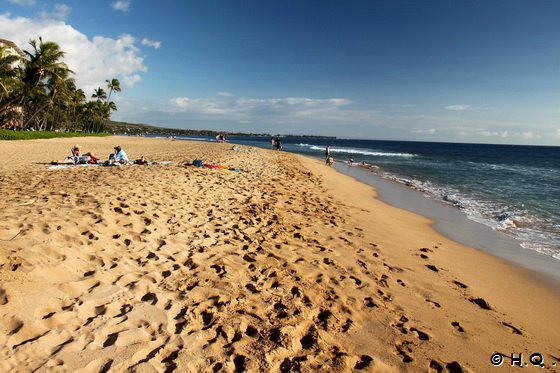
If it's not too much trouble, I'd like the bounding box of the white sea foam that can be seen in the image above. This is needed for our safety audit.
[296,144,415,158]
[364,167,560,261]
[176,136,211,141]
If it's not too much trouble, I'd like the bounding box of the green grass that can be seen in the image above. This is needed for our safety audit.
[0,130,111,141]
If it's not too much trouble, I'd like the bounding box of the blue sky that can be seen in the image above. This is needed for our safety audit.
[2,0,560,145]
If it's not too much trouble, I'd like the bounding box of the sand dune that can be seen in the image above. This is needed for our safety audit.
[0,136,558,372]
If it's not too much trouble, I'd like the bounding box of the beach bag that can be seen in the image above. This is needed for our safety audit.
[192,159,204,167]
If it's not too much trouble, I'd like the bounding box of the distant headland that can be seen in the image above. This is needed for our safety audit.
[107,120,336,139]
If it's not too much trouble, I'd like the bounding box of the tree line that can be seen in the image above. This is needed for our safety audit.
[0,37,120,133]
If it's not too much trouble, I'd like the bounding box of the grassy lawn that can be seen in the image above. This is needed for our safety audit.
[0,130,111,141]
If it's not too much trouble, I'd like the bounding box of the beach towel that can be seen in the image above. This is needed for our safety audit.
[184,161,241,172]
[47,161,173,170]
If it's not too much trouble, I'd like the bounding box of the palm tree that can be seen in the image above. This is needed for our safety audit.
[0,45,22,101]
[92,87,107,102]
[0,45,24,127]
[106,78,121,102]
[66,84,85,131]
[20,38,72,129]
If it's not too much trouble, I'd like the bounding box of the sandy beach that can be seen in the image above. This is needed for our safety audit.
[0,136,559,372]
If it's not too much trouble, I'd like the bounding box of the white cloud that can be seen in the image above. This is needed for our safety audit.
[7,0,36,5]
[521,131,540,140]
[217,91,234,97]
[410,128,436,134]
[446,105,471,111]
[141,38,161,49]
[122,74,142,87]
[391,103,416,108]
[112,0,131,13]
[0,12,147,94]
[39,3,71,21]
[555,129,560,139]
[167,95,351,121]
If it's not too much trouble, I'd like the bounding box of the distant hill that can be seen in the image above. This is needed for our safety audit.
[106,121,225,137]
[105,120,335,139]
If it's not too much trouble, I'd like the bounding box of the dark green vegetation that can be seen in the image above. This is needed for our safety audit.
[0,37,120,133]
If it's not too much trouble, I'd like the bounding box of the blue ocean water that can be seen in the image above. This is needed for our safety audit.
[175,135,560,260]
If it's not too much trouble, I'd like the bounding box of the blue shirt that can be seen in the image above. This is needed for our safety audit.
[114,150,129,163]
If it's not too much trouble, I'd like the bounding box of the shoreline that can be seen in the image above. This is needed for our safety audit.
[330,160,560,288]
[1,136,558,372]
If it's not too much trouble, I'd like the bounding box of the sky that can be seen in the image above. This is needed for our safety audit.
[1,0,560,145]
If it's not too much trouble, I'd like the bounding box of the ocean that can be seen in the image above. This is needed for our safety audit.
[173,135,560,262]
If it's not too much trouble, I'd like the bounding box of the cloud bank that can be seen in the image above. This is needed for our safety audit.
[0,11,148,94]
[7,0,36,6]
[166,95,352,123]
[446,105,471,111]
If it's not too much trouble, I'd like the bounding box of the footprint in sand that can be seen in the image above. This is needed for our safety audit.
[425,299,441,308]
[354,355,373,370]
[429,359,466,373]
[502,322,523,335]
[363,297,377,308]
[452,280,468,289]
[300,326,318,350]
[0,314,23,335]
[410,327,430,341]
[349,275,363,287]
[357,259,368,270]
[140,292,158,305]
[419,248,432,259]
[426,264,439,272]
[102,332,119,348]
[0,287,8,305]
[469,297,492,311]
[451,321,465,333]
[394,340,414,363]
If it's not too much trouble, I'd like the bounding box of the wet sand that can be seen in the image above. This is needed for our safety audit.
[334,162,560,288]
[0,136,558,372]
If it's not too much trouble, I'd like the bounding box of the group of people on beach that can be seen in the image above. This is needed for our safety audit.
[271,137,282,150]
[325,146,358,166]
[215,134,227,143]
[57,144,142,165]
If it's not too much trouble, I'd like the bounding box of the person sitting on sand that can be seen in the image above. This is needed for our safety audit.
[134,156,150,165]
[111,145,130,164]
[58,145,99,164]
[326,156,334,167]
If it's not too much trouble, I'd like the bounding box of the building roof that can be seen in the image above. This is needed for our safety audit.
[0,38,25,58]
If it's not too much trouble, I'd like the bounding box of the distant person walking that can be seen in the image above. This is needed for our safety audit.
[325,146,331,164]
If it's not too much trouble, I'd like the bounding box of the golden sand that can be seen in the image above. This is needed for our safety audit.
[0,136,558,372]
